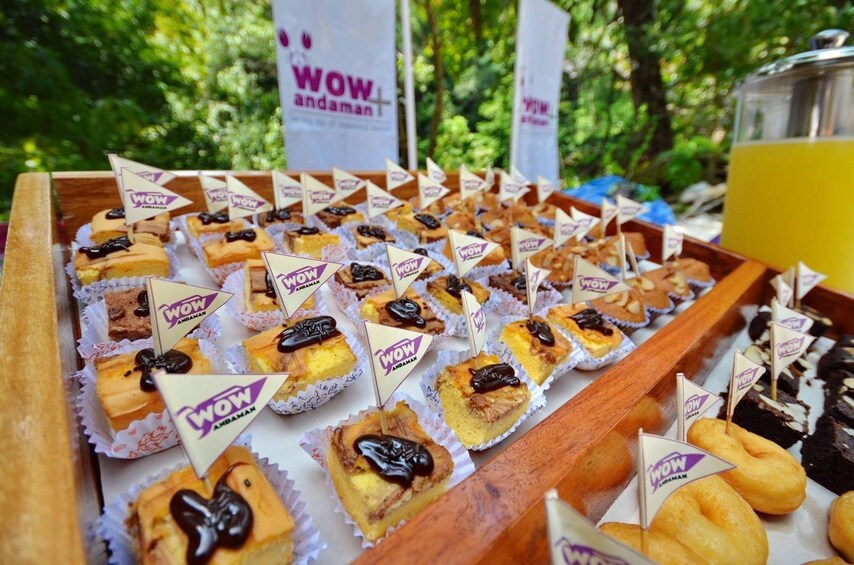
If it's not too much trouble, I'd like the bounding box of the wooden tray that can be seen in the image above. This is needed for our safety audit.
[2,170,851,564]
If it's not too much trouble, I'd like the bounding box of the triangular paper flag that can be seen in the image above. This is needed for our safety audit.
[417,173,450,210]
[109,154,175,200]
[525,258,551,316]
[638,432,735,528]
[262,252,342,318]
[616,194,646,226]
[617,234,628,280]
[570,207,600,241]
[153,371,286,478]
[676,374,721,442]
[385,159,414,191]
[511,165,531,186]
[272,171,303,210]
[332,168,366,199]
[626,241,644,277]
[770,323,815,381]
[601,198,618,234]
[366,181,404,219]
[365,322,433,407]
[797,262,827,300]
[146,279,232,356]
[459,165,487,200]
[727,350,766,416]
[121,169,192,224]
[387,245,433,297]
[554,208,581,248]
[571,257,631,303]
[226,174,273,221]
[511,226,553,271]
[426,157,447,183]
[772,298,814,334]
[783,267,796,300]
[545,490,656,565]
[662,225,684,262]
[461,289,487,358]
[770,274,794,308]
[301,173,343,216]
[499,169,528,203]
[536,176,555,204]
[448,229,500,278]
[485,165,496,189]
[199,174,228,214]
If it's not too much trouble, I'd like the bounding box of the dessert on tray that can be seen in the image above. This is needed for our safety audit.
[75,234,169,285]
[185,211,242,239]
[351,224,395,249]
[396,212,448,243]
[498,317,573,386]
[258,206,304,227]
[546,304,624,358]
[91,207,171,245]
[243,259,314,313]
[426,275,490,316]
[282,226,341,259]
[201,228,274,268]
[315,205,364,229]
[333,262,390,300]
[104,288,152,341]
[360,288,446,335]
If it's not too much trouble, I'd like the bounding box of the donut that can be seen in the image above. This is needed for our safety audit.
[599,522,704,565]
[650,475,768,565]
[830,491,854,562]
[803,557,850,565]
[687,417,806,514]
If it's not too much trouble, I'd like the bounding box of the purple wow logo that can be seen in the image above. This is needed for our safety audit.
[422,184,444,197]
[648,452,704,492]
[393,257,426,279]
[177,378,266,438]
[776,336,805,359]
[684,393,709,418]
[229,193,265,210]
[779,316,808,331]
[470,305,485,332]
[375,336,423,375]
[204,187,227,203]
[735,366,761,391]
[578,276,619,293]
[458,242,489,260]
[389,170,410,182]
[553,538,629,565]
[277,183,301,200]
[276,264,327,295]
[127,190,179,208]
[518,237,545,253]
[370,196,397,209]
[159,293,218,328]
[309,190,335,204]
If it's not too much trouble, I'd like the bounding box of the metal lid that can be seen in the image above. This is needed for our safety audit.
[748,29,854,81]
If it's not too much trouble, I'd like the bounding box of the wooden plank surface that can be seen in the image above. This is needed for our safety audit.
[0,173,86,564]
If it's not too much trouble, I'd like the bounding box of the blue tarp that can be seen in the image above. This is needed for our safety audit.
[562,175,677,226]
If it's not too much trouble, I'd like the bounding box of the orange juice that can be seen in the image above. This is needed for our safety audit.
[722,138,854,293]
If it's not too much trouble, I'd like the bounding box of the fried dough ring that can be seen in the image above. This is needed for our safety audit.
[688,417,806,514]
[599,522,706,565]
[830,491,854,562]
[650,475,768,565]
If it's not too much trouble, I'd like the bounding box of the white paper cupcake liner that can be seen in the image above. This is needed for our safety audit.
[487,315,586,392]
[76,339,227,459]
[78,299,222,363]
[298,392,476,548]
[479,274,564,319]
[546,316,637,371]
[326,260,393,312]
[221,268,323,332]
[224,325,365,415]
[419,349,546,451]
[667,288,696,303]
[642,295,676,318]
[686,275,716,290]
[96,435,325,565]
[74,220,178,249]
[66,246,181,305]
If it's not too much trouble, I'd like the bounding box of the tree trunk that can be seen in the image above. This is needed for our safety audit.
[617,0,673,158]
[424,0,444,158]
[469,0,483,51]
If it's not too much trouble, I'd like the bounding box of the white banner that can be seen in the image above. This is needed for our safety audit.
[332,168,366,199]
[461,290,487,358]
[616,194,645,226]
[498,169,529,203]
[418,173,450,209]
[511,226,553,271]
[727,350,765,417]
[770,274,794,308]
[554,208,580,248]
[386,158,414,190]
[227,175,273,221]
[108,155,175,200]
[262,252,342,318]
[273,0,398,169]
[272,171,303,210]
[301,173,343,216]
[426,157,447,183]
[448,229,500,278]
[146,279,233,356]
[387,244,433,297]
[770,323,815,382]
[536,175,556,204]
[365,322,432,407]
[662,225,684,262]
[771,298,814,334]
[571,256,630,303]
[601,198,617,234]
[366,181,404,219]
[459,165,488,200]
[570,207,599,240]
[510,0,569,182]
[797,261,827,300]
[525,258,551,315]
[121,170,192,225]
[199,174,228,214]
[676,373,720,442]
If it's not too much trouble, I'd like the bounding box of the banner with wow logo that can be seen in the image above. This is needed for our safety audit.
[226,174,273,221]
[663,225,683,262]
[199,174,228,214]
[796,261,826,300]
[448,229,500,278]
[554,208,581,248]
[727,350,765,415]
[386,158,414,190]
[545,490,655,565]
[571,257,631,303]
[426,157,447,183]
[387,244,433,297]
[536,176,556,204]
[498,169,529,203]
[770,323,815,381]
[570,207,599,240]
[366,181,403,219]
[272,171,303,210]
[365,322,432,407]
[525,258,551,315]
[616,195,645,226]
[146,279,233,356]
[332,168,366,199]
[273,0,398,170]
[676,373,720,442]
[771,298,814,333]
[121,169,192,224]
[301,173,344,216]
[461,289,487,358]
[459,165,488,200]
[770,274,794,308]
[418,173,450,209]
[600,198,618,234]
[153,372,286,478]
[262,252,342,318]
[109,154,175,200]
[511,226,553,271]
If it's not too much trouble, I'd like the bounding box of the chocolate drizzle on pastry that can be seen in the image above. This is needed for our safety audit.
[357,225,388,240]
[265,208,293,222]
[353,434,434,487]
[413,248,429,257]
[79,236,132,259]
[169,463,254,565]
[512,274,527,291]
[469,363,520,392]
[295,226,319,235]
[569,308,614,336]
[125,348,193,392]
[385,298,426,328]
[445,275,472,298]
[526,319,555,346]
[105,207,126,219]
[350,262,384,282]
[264,273,277,298]
[414,213,441,229]
[198,211,229,225]
[133,291,150,317]
[465,230,485,239]
[225,229,257,243]
[324,205,356,216]
[277,316,340,353]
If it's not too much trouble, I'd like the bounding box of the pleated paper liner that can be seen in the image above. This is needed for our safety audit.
[220,267,323,332]
[545,313,637,371]
[584,299,652,334]
[96,435,325,565]
[298,392,476,548]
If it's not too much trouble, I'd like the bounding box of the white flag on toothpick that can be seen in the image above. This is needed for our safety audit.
[536,176,556,204]
[554,208,581,248]
[770,274,794,308]
[262,252,342,318]
[448,229,500,278]
[109,154,175,197]
[153,371,286,478]
[570,207,600,241]
[511,226,553,271]
[499,169,529,203]
[571,257,631,303]
[511,165,531,186]
[366,181,404,219]
[332,168,366,199]
[772,298,814,334]
[616,194,646,225]
[796,262,827,300]
[426,157,447,183]
[461,289,487,358]
[146,279,233,356]
[600,198,618,234]
[662,225,684,262]
[272,171,303,210]
[301,173,343,216]
[485,165,496,189]
[227,174,273,221]
[770,323,815,381]
[198,174,228,214]
[727,350,766,415]
[417,173,451,210]
[385,159,414,191]
[459,165,488,200]
[366,322,433,407]
[676,373,721,442]
[525,258,550,315]
[387,245,433,297]
[121,169,192,224]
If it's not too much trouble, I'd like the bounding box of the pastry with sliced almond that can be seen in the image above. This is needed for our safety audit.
[645,266,693,301]
[589,288,649,329]
[626,275,674,314]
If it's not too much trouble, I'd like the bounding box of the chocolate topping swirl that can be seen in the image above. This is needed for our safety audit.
[105,207,125,219]
[133,291,150,317]
[354,434,434,487]
[350,262,384,282]
[526,319,555,347]
[413,248,429,257]
[295,226,319,235]
[469,363,520,392]
[265,208,293,222]
[277,316,340,353]
[414,213,441,229]
[569,308,614,336]
[169,463,253,565]
[126,348,193,392]
[198,211,230,225]
[445,275,472,298]
[511,274,527,291]
[385,298,425,328]
[225,229,257,243]
[324,205,356,216]
[356,224,388,240]
[79,236,132,260]
[264,273,277,299]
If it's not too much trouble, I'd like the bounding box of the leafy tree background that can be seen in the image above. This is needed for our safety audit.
[1,0,852,219]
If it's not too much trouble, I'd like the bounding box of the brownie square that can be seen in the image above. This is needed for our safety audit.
[827,384,854,428]
[315,205,361,229]
[104,289,151,341]
[717,383,809,449]
[743,345,800,397]
[818,341,854,386]
[801,415,854,495]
